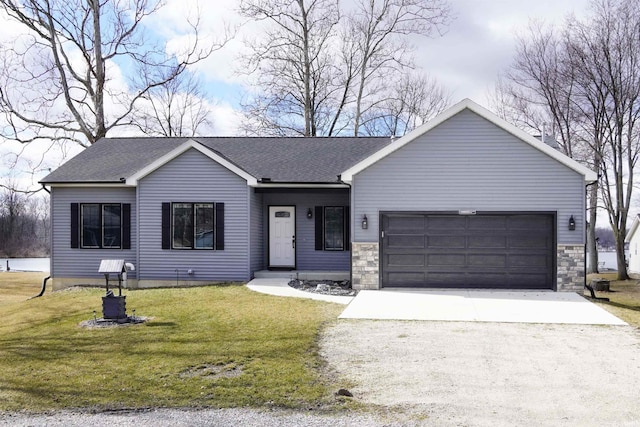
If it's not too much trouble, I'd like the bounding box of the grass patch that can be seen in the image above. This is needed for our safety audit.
[0,272,48,307]
[586,273,640,327]
[0,275,344,412]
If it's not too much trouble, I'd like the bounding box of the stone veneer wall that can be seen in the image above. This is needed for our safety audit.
[556,244,585,292]
[352,242,380,290]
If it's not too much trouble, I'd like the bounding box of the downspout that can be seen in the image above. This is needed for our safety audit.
[338,175,353,285]
[32,276,51,298]
[32,184,52,298]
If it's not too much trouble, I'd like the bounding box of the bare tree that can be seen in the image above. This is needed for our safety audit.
[0,183,48,257]
[361,72,449,136]
[238,0,452,137]
[496,0,640,279]
[492,21,603,274]
[566,0,640,280]
[238,0,341,137]
[132,72,214,137]
[345,0,451,136]
[0,0,221,149]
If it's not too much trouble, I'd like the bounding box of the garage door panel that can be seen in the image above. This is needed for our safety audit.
[387,254,425,267]
[387,234,425,248]
[387,272,426,286]
[382,213,555,290]
[428,216,466,229]
[428,235,465,248]
[468,254,506,267]
[509,233,549,249]
[510,254,549,267]
[428,253,466,266]
[469,216,506,229]
[468,235,507,248]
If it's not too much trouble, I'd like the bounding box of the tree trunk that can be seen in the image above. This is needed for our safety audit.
[586,183,599,273]
[615,234,629,280]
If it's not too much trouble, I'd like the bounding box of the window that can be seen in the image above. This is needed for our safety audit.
[162,202,224,250]
[71,203,130,249]
[314,205,349,251]
[324,206,345,250]
[172,203,214,249]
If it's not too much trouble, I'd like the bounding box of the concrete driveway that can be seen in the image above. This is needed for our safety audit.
[247,279,625,325]
[340,289,626,325]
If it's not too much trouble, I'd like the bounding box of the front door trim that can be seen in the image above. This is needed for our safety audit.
[268,205,296,269]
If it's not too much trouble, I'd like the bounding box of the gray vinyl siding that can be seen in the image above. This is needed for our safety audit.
[250,191,264,274]
[137,148,250,281]
[50,186,137,278]
[353,109,586,245]
[261,190,350,270]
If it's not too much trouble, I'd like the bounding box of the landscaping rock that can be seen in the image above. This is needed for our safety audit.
[288,279,357,296]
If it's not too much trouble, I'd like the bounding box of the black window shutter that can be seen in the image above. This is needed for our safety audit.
[122,203,131,249]
[344,206,350,251]
[161,202,171,249]
[70,203,79,248]
[314,206,324,251]
[215,202,225,250]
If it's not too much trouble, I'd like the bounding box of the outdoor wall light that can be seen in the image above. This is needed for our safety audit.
[362,214,368,230]
[568,215,576,231]
[307,208,313,219]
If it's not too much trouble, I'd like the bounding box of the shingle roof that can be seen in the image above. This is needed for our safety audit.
[40,136,391,184]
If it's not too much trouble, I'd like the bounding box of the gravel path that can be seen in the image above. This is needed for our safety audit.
[3,320,640,426]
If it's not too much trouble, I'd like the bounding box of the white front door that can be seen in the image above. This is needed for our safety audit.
[269,206,296,268]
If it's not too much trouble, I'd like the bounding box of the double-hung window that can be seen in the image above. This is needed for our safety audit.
[172,203,214,249]
[162,202,224,250]
[71,203,130,249]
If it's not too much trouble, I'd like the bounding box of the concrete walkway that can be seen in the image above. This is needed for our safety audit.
[245,278,626,325]
[246,278,354,305]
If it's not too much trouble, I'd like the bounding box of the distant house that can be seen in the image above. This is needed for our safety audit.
[626,215,640,274]
[40,99,597,292]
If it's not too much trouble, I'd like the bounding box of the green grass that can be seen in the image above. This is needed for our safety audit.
[0,272,48,307]
[0,277,344,412]
[586,273,640,327]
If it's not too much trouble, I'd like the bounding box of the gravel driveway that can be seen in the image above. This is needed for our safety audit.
[3,320,640,426]
[320,320,640,426]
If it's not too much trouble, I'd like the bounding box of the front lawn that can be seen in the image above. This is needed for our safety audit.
[586,273,640,327]
[0,278,344,412]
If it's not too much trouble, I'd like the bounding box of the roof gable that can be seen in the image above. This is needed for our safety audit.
[626,214,640,243]
[340,99,598,183]
[126,139,258,186]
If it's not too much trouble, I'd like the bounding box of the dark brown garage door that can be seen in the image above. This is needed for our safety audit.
[381,212,555,289]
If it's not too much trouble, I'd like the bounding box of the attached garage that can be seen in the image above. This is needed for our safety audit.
[380,212,555,289]
[342,99,598,292]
